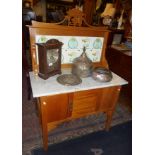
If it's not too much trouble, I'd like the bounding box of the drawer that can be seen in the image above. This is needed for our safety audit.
[72,89,101,117]
[74,89,101,100]
[72,96,98,117]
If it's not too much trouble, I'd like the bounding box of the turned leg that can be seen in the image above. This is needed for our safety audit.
[105,110,113,131]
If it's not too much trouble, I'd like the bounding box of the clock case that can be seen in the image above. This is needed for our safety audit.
[36,39,63,80]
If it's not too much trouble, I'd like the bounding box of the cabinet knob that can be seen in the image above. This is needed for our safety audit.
[117,88,121,91]
[43,102,47,105]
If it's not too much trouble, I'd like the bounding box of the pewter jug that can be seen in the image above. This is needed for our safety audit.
[72,47,93,78]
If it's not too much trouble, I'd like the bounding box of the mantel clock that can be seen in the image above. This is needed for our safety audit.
[36,39,63,80]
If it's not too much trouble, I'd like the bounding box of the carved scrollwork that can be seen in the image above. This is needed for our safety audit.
[54,8,93,27]
[66,8,85,26]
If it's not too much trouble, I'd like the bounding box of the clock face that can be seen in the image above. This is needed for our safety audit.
[47,49,59,67]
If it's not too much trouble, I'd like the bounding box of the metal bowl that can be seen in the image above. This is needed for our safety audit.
[92,67,113,82]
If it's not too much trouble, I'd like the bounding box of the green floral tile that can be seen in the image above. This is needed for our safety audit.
[36,35,104,64]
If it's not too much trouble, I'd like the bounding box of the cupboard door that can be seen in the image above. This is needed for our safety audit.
[40,93,72,123]
[72,89,101,117]
[99,86,121,111]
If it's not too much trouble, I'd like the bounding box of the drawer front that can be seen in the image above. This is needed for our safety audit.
[74,89,100,99]
[72,89,101,117]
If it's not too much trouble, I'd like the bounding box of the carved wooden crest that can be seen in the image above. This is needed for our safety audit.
[55,8,92,27]
[66,8,86,26]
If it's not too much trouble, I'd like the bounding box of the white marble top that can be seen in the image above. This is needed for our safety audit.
[29,69,128,98]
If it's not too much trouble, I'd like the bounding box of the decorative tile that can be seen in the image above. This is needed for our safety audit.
[35,35,104,64]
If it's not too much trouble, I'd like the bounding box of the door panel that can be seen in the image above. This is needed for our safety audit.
[40,93,70,123]
[99,86,121,111]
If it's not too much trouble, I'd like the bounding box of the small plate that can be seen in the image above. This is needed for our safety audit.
[57,74,82,86]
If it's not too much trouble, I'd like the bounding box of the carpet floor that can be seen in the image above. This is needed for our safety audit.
[22,69,132,155]
[32,121,132,155]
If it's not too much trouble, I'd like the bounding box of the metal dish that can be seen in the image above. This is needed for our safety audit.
[57,74,82,86]
[92,67,113,82]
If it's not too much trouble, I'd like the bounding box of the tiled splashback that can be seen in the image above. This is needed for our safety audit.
[35,35,104,64]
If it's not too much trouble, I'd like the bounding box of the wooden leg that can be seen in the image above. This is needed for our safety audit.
[42,125,48,151]
[27,75,32,100]
[105,110,113,131]
[40,100,48,151]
